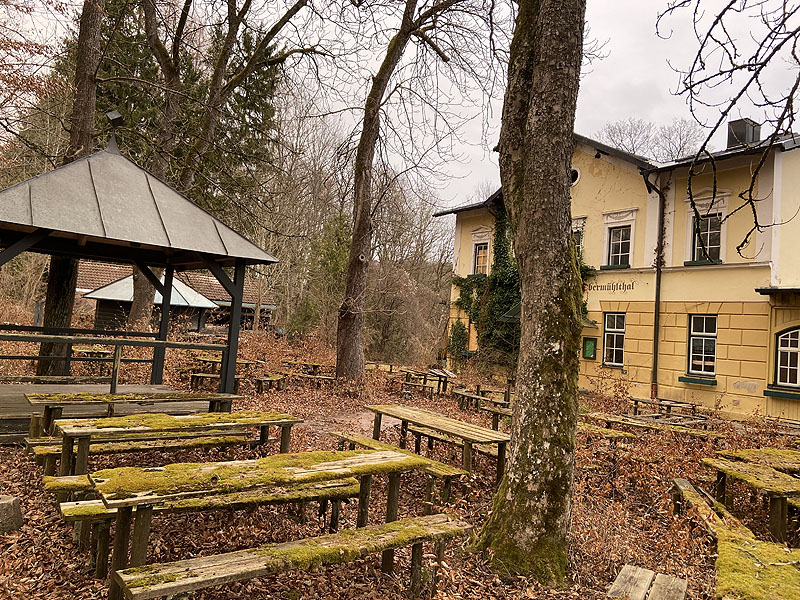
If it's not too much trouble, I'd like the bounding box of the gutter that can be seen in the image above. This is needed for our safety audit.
[641,170,667,399]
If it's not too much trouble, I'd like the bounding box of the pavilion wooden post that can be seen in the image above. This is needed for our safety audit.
[220,260,245,396]
[150,265,173,385]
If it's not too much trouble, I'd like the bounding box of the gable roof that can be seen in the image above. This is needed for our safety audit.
[84,275,217,309]
[0,144,277,269]
[76,260,133,292]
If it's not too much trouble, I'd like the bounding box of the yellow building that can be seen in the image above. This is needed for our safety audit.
[436,122,800,419]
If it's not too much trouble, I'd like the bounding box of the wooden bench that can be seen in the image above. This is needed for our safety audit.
[113,514,471,600]
[255,374,287,393]
[288,372,335,388]
[607,564,687,600]
[43,474,93,494]
[407,424,499,459]
[0,375,112,384]
[32,433,259,476]
[402,380,435,399]
[60,479,361,578]
[190,372,241,393]
[329,431,466,504]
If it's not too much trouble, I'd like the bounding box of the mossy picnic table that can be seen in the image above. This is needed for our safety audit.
[90,449,431,600]
[366,404,510,481]
[26,392,243,435]
[53,410,302,477]
[196,355,258,374]
[702,454,800,543]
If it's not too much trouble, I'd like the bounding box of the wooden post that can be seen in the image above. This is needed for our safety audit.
[462,441,473,472]
[491,413,499,431]
[280,425,292,453]
[496,442,507,486]
[329,501,341,533]
[220,260,245,394]
[433,541,446,593]
[129,505,153,567]
[769,496,788,543]
[372,413,383,440]
[28,414,42,438]
[399,420,408,449]
[356,474,372,527]
[95,521,111,578]
[64,343,72,376]
[150,265,173,385]
[424,476,434,516]
[74,436,90,475]
[110,345,122,394]
[108,506,132,600]
[259,425,270,445]
[414,433,421,454]
[59,435,74,477]
[381,472,401,573]
[715,471,727,505]
[410,542,423,597]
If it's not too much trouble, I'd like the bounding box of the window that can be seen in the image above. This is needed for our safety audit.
[607,225,631,266]
[570,168,581,187]
[693,213,722,262]
[603,313,625,367]
[473,242,489,275]
[572,229,583,257]
[689,315,717,375]
[777,329,800,387]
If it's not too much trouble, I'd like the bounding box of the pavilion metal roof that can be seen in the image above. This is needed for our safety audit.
[84,275,218,309]
[0,144,277,269]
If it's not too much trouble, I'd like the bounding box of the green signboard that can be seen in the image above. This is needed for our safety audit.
[582,337,597,360]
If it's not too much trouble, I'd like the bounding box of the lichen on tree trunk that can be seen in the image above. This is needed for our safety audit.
[475,0,586,585]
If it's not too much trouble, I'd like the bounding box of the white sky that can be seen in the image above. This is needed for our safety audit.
[441,1,731,206]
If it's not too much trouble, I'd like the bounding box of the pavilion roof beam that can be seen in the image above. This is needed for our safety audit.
[132,260,167,296]
[0,228,51,268]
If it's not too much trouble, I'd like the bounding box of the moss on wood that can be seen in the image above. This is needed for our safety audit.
[88,410,294,430]
[702,457,800,496]
[43,475,92,492]
[717,448,800,474]
[27,392,234,404]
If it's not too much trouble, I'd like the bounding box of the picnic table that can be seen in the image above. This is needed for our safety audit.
[366,404,510,481]
[197,355,258,374]
[90,449,430,600]
[27,391,243,435]
[53,410,302,476]
[704,449,800,542]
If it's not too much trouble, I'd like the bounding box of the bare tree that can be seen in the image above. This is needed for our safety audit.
[476,0,586,583]
[597,116,705,161]
[658,1,800,252]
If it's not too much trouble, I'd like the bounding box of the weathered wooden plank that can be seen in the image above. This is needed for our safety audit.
[647,573,687,600]
[717,448,800,474]
[366,405,510,444]
[607,564,655,600]
[92,449,430,508]
[114,514,472,600]
[32,434,256,457]
[584,412,723,439]
[26,391,242,407]
[702,457,800,497]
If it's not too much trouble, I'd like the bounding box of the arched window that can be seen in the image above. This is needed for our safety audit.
[777,328,800,387]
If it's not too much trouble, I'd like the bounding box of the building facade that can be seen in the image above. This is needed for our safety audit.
[437,124,800,419]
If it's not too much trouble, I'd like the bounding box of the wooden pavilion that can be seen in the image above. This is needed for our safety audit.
[0,141,277,394]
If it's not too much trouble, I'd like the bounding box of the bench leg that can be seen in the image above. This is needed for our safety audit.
[462,442,473,472]
[381,472,401,573]
[496,442,507,486]
[399,420,408,449]
[78,519,92,552]
[260,425,270,445]
[372,413,382,440]
[770,496,788,543]
[95,521,111,579]
[433,541,446,593]
[43,455,57,477]
[108,507,133,600]
[410,542,423,597]
[280,425,292,453]
[129,505,153,567]
[424,476,434,516]
[256,380,263,394]
[329,500,341,533]
[357,474,372,527]
[29,414,42,438]
[715,471,728,507]
[414,433,421,454]
[74,436,90,476]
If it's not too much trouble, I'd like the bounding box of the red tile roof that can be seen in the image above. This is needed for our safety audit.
[77,261,274,307]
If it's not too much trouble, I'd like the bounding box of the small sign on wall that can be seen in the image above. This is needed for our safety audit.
[582,337,597,360]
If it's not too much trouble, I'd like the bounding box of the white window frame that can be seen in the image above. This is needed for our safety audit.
[602,208,638,267]
[688,315,717,376]
[572,216,586,257]
[473,242,489,275]
[777,329,800,388]
[603,313,626,367]
[692,213,723,262]
[684,189,728,264]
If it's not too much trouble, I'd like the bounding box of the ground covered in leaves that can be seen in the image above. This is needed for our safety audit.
[0,333,795,599]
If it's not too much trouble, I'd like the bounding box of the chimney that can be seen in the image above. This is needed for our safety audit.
[727,118,760,149]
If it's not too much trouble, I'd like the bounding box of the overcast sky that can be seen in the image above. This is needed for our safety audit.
[441,1,727,206]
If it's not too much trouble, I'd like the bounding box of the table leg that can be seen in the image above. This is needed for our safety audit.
[29,414,42,438]
[424,476,434,516]
[462,441,473,472]
[260,425,270,445]
[108,507,133,600]
[372,413,382,440]
[433,541,446,592]
[356,474,372,527]
[110,345,122,394]
[95,520,111,578]
[496,442,507,486]
[491,414,499,431]
[329,500,341,533]
[414,433,421,454]
[769,496,788,543]
[410,542,423,597]
[129,506,153,567]
[59,435,74,477]
[74,436,90,476]
[381,472,401,573]
[280,425,292,453]
[399,420,408,449]
[715,471,727,505]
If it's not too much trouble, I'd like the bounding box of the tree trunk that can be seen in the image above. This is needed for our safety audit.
[126,267,162,330]
[476,0,586,585]
[336,0,418,379]
[37,0,105,375]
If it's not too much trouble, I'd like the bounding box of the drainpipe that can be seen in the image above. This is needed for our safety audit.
[642,170,666,399]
